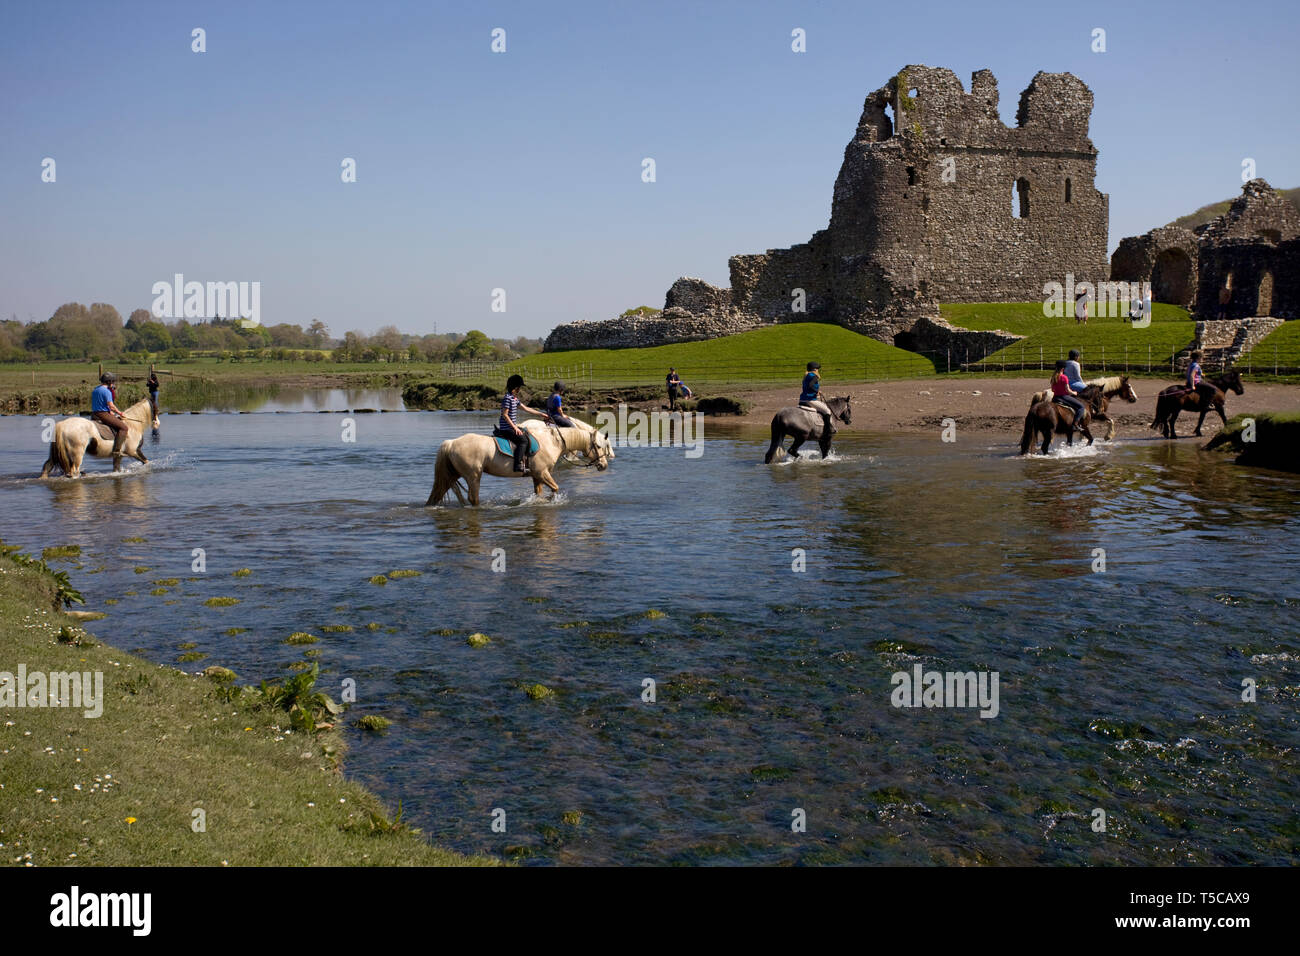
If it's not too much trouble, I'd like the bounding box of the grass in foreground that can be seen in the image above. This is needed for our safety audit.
[0,554,495,866]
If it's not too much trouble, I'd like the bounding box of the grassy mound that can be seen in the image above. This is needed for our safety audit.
[1238,321,1300,376]
[1204,412,1300,472]
[511,324,938,387]
[946,303,1196,373]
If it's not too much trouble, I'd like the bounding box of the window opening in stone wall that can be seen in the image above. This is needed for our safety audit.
[1013,178,1030,218]
[907,167,916,186]
[1065,178,1072,203]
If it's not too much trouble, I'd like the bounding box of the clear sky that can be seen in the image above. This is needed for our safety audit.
[2,0,1297,339]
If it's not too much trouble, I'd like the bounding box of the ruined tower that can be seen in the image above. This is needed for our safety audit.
[545,65,1110,351]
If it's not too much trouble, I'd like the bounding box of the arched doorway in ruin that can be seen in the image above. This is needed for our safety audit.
[1150,248,1194,306]
[1258,271,1274,316]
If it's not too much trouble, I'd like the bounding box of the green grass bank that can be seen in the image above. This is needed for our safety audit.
[0,547,495,866]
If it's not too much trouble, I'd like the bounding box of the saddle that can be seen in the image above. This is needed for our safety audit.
[92,420,116,441]
[493,433,540,457]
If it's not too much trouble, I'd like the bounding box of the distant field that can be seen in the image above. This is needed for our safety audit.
[508,323,939,388]
[943,303,1197,374]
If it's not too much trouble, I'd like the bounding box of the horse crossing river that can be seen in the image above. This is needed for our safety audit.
[1,399,1297,864]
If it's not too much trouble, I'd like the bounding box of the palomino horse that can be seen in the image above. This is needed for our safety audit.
[764,396,852,463]
[40,398,153,477]
[426,418,613,506]
[1019,387,1103,455]
[1030,376,1139,440]
[1150,369,1244,438]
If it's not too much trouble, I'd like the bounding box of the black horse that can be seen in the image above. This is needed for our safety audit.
[764,396,852,463]
[1151,369,1244,438]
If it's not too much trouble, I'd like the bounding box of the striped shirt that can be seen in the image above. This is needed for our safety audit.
[498,393,520,431]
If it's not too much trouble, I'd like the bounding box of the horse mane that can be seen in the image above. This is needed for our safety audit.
[121,398,154,426]
[1087,376,1125,392]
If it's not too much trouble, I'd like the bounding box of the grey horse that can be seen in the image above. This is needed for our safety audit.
[764,395,852,463]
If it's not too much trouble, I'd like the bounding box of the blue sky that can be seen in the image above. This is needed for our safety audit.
[2,0,1297,339]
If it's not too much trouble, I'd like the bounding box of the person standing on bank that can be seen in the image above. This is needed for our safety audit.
[799,361,836,438]
[666,368,682,411]
[146,369,160,429]
[493,374,545,475]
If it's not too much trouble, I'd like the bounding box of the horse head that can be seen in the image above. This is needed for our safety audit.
[1222,370,1244,395]
[1118,376,1138,403]
[588,427,613,470]
[831,395,852,425]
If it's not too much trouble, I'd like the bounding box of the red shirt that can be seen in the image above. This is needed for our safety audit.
[1050,372,1071,397]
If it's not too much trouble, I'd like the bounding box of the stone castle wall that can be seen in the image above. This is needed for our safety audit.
[544,64,1109,353]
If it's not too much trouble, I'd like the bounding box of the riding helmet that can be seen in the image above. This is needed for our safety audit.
[506,373,525,391]
[1068,349,1080,360]
[100,372,116,384]
[807,361,821,371]
[553,381,565,393]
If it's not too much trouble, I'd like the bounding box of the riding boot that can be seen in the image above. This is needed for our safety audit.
[110,428,126,470]
[513,442,525,474]
[822,413,837,436]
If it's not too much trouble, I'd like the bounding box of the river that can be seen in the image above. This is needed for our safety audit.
[1,388,1297,864]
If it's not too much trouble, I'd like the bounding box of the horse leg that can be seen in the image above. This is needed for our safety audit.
[467,473,481,506]
[1081,421,1094,446]
[1193,407,1209,437]
[1040,424,1051,455]
[1167,408,1179,439]
[539,470,560,498]
[788,433,807,459]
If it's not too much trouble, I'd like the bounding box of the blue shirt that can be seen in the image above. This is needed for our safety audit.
[800,372,820,403]
[1186,362,1202,388]
[546,393,562,415]
[91,384,112,412]
[498,393,520,431]
[1064,360,1085,391]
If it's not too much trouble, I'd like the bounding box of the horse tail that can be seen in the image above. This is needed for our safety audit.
[764,417,785,464]
[1019,410,1037,455]
[427,442,459,506]
[1150,396,1165,429]
[55,428,74,475]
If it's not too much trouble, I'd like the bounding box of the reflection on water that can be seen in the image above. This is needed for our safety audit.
[1,409,1298,865]
[159,382,405,413]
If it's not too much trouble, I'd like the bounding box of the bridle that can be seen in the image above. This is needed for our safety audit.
[551,423,608,468]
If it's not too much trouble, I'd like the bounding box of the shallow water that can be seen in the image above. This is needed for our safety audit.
[1,406,1297,865]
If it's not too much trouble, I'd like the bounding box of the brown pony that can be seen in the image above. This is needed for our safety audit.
[1030,376,1138,441]
[1150,370,1244,438]
[1019,385,1103,455]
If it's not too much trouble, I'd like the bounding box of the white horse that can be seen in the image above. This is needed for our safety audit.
[40,398,153,478]
[425,417,614,506]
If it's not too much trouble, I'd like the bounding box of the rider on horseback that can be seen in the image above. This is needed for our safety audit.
[1185,350,1217,405]
[494,373,545,475]
[799,362,836,438]
[1050,360,1087,431]
[91,372,132,469]
[545,381,575,428]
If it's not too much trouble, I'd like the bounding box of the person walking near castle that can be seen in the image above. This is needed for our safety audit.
[799,361,836,437]
[1218,282,1231,320]
[1074,291,1088,325]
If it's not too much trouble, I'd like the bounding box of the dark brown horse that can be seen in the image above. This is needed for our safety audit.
[1019,385,1104,455]
[1150,370,1244,438]
[1030,376,1138,440]
[764,396,852,463]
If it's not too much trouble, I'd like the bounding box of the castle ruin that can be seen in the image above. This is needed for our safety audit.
[545,64,1109,352]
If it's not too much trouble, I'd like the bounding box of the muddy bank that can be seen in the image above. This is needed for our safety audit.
[721,376,1300,439]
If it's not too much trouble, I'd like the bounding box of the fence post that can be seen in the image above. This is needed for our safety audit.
[1100,344,1105,370]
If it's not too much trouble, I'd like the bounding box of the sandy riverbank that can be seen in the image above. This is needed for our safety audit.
[713,377,1300,439]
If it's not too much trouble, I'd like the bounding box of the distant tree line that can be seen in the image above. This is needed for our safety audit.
[0,303,541,364]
